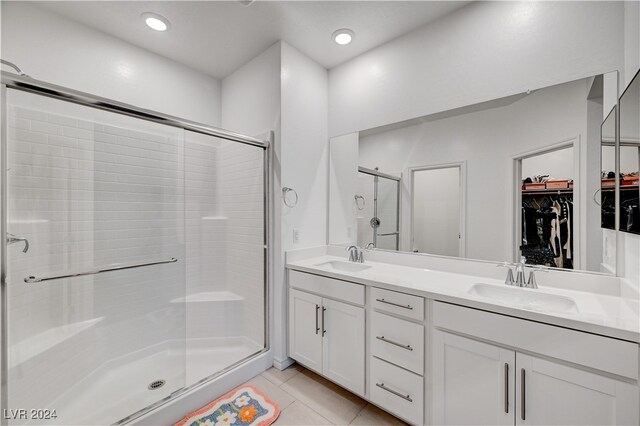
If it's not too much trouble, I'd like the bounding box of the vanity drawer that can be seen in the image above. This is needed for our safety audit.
[372,287,424,321]
[289,270,364,306]
[370,356,423,425]
[371,311,424,375]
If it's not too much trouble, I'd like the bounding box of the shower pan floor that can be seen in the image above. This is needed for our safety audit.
[44,336,262,426]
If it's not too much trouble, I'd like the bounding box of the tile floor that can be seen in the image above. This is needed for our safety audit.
[241,364,407,425]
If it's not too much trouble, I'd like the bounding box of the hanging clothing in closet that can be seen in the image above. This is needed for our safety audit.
[521,193,574,269]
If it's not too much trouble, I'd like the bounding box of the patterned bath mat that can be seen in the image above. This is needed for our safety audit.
[174,385,280,426]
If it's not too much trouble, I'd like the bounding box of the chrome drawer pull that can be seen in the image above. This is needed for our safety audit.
[376,335,413,351]
[375,298,413,310]
[375,382,412,402]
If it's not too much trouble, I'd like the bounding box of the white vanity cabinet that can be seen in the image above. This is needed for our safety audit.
[432,302,639,426]
[288,271,365,396]
[515,353,639,426]
[432,330,515,425]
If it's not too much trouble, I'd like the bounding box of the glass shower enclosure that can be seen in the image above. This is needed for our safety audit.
[356,167,400,250]
[0,73,269,425]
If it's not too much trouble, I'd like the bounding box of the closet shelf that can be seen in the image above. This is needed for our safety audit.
[522,188,573,196]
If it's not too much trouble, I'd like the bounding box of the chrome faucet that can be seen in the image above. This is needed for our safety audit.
[7,233,29,253]
[498,258,546,288]
[514,257,527,287]
[346,245,364,263]
[365,243,375,250]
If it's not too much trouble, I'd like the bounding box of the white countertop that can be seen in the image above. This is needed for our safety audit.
[287,255,640,343]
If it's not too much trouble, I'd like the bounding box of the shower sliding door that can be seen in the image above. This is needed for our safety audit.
[2,88,188,425]
[183,131,266,387]
[1,80,269,425]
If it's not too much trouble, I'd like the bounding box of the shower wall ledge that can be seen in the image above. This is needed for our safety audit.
[9,316,104,368]
[171,291,244,303]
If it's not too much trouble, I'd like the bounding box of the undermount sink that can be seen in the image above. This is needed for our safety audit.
[316,260,372,273]
[468,283,578,314]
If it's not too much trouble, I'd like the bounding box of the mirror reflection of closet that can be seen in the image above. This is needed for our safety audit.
[601,107,617,230]
[520,147,575,269]
[328,72,619,276]
[619,69,640,235]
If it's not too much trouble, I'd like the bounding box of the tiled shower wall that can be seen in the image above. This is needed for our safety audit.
[219,141,265,346]
[7,96,186,411]
[184,132,265,345]
[5,91,265,412]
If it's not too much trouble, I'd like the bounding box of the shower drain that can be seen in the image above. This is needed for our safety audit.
[148,380,166,390]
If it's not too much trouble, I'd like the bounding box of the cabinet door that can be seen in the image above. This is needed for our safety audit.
[433,330,515,425]
[516,353,639,426]
[289,289,323,373]
[322,298,365,396]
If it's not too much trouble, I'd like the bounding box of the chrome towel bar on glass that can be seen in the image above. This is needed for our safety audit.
[24,257,178,283]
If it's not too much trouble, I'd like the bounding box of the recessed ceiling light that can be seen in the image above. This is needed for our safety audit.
[332,29,354,46]
[142,12,170,32]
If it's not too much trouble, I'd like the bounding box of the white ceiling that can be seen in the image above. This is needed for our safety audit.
[35,1,469,80]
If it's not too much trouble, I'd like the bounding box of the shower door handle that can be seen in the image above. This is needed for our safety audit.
[24,257,178,283]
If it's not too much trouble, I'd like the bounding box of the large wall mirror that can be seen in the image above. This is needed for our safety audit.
[329,72,620,275]
[618,69,640,235]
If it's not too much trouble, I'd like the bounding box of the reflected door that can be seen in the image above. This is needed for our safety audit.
[411,166,462,257]
[3,89,186,425]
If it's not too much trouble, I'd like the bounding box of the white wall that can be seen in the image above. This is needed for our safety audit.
[624,1,640,86]
[281,43,329,251]
[521,147,574,181]
[278,42,328,366]
[329,1,624,137]
[620,0,640,297]
[221,42,282,137]
[359,78,590,265]
[1,2,222,127]
[329,133,359,245]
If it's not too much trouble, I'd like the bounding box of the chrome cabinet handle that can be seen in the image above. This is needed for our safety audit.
[315,304,320,335]
[322,306,326,336]
[375,298,413,310]
[24,257,178,283]
[375,383,412,402]
[521,368,526,421]
[376,335,413,351]
[504,363,509,414]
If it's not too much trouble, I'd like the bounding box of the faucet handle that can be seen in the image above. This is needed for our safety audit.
[525,266,548,289]
[497,262,515,285]
[346,245,359,262]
